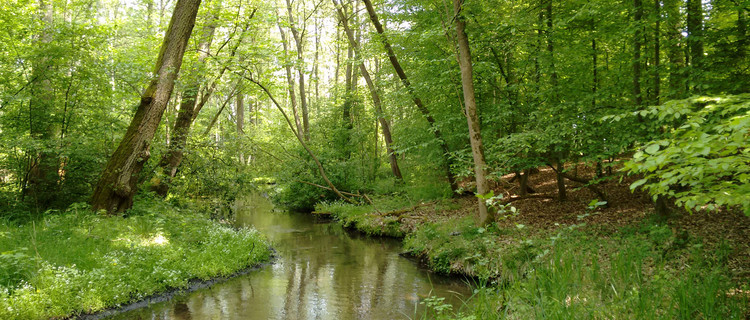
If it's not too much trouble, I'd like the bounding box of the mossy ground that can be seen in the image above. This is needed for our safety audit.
[0,198,272,320]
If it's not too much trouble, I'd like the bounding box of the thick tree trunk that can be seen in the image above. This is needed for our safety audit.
[90,0,200,214]
[333,0,403,180]
[362,0,458,193]
[152,14,217,197]
[454,0,493,225]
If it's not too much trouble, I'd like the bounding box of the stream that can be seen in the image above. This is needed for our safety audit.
[110,193,472,319]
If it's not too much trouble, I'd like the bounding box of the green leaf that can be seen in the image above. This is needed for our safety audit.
[630,178,648,190]
[645,144,660,155]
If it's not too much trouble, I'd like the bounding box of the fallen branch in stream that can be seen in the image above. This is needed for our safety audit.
[294,180,383,214]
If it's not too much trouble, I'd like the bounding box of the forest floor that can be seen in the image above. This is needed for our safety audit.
[317,164,750,318]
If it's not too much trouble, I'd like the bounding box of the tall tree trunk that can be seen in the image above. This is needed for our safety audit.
[333,0,402,180]
[286,0,309,141]
[454,0,493,225]
[633,0,643,106]
[236,90,244,135]
[686,0,704,92]
[592,36,598,109]
[545,0,566,199]
[652,0,661,105]
[545,0,558,90]
[90,0,201,214]
[277,16,304,138]
[664,0,683,98]
[344,34,354,129]
[314,16,320,103]
[362,0,458,193]
[152,10,217,197]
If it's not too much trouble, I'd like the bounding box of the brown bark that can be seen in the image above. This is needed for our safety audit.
[91,0,201,214]
[152,11,217,197]
[556,161,567,201]
[333,0,402,180]
[454,0,493,225]
[236,90,244,135]
[362,0,458,193]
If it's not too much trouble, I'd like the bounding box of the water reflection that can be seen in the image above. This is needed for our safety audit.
[111,194,470,319]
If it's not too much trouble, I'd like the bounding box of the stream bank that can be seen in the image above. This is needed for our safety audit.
[316,167,750,318]
[0,199,273,320]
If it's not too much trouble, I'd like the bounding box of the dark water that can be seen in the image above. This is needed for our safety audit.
[111,194,471,319]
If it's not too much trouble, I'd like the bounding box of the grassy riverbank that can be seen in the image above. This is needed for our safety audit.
[0,198,271,320]
[317,191,749,319]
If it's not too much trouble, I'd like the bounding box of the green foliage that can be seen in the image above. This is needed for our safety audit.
[621,95,750,214]
[0,199,271,320]
[418,217,748,319]
[404,217,537,280]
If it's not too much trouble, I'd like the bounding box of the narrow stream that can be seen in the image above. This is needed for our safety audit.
[111,193,471,319]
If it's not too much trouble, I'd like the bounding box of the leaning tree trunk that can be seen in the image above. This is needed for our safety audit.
[333,0,403,180]
[454,0,493,225]
[362,0,458,193]
[152,14,217,197]
[91,0,201,214]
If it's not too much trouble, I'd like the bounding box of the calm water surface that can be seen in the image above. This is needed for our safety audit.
[111,194,471,319]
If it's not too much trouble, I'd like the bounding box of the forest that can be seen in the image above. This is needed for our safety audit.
[0,0,748,318]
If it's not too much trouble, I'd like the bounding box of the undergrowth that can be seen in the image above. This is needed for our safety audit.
[0,198,272,320]
[412,216,748,319]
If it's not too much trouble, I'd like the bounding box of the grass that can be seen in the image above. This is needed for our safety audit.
[0,198,272,320]
[323,200,749,319]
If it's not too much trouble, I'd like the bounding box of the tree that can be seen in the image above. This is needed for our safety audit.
[454,0,493,225]
[362,0,459,193]
[333,0,403,180]
[91,0,201,214]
